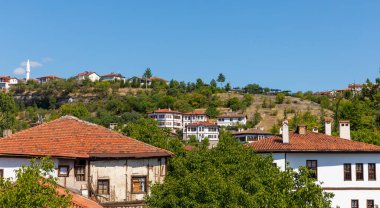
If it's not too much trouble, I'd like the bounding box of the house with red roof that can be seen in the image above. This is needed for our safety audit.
[147,108,183,129]
[100,73,125,82]
[183,121,219,147]
[76,71,100,82]
[217,113,247,127]
[0,116,172,207]
[36,75,62,84]
[248,120,380,208]
[232,128,274,143]
[0,76,18,90]
[182,110,209,126]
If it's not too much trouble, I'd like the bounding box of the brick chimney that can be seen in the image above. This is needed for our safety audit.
[2,129,12,138]
[339,120,350,140]
[325,118,332,136]
[296,125,307,135]
[282,120,289,143]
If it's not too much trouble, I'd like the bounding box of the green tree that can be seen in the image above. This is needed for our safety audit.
[0,92,17,133]
[217,73,226,88]
[205,105,219,118]
[58,103,90,119]
[276,92,285,104]
[225,83,231,92]
[143,68,152,89]
[146,134,333,207]
[0,157,72,207]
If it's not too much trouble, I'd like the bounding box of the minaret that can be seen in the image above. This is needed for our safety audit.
[26,59,30,81]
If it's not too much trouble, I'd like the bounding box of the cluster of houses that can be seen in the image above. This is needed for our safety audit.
[0,113,378,207]
[147,108,248,147]
[314,83,365,97]
[0,70,168,90]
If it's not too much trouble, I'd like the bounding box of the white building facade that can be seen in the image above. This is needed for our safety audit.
[182,111,209,126]
[217,114,247,127]
[183,122,219,147]
[76,71,100,82]
[250,121,380,208]
[148,109,183,129]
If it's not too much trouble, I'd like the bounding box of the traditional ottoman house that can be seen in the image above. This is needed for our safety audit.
[183,121,219,147]
[147,108,183,130]
[0,116,173,207]
[182,110,209,126]
[248,120,380,208]
[217,113,247,127]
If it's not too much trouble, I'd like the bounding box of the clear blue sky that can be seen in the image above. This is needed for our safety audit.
[0,0,379,92]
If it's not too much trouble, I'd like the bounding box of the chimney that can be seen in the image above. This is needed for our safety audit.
[324,118,332,136]
[2,129,12,138]
[312,126,319,133]
[282,120,289,143]
[339,120,351,140]
[296,125,307,135]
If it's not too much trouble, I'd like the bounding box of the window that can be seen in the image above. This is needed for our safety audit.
[368,163,376,181]
[0,169,3,178]
[367,200,374,208]
[272,163,277,167]
[75,160,86,181]
[58,165,69,177]
[306,160,317,179]
[351,200,359,208]
[97,179,109,195]
[356,163,364,181]
[131,176,147,193]
[344,163,352,181]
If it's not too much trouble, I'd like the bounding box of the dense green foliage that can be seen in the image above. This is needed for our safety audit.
[146,134,333,207]
[0,157,72,207]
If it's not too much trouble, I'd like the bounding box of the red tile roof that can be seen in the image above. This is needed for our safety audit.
[247,131,380,153]
[217,113,247,118]
[149,109,181,114]
[182,110,207,115]
[186,121,218,127]
[77,71,97,77]
[0,116,173,158]
[55,185,103,208]
[37,75,62,79]
[232,128,272,135]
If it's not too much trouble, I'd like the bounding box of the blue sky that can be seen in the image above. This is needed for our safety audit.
[0,0,379,92]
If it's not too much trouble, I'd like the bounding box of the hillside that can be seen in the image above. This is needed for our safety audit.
[218,92,333,131]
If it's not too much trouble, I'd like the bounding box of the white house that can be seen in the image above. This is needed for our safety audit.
[0,116,173,207]
[0,76,18,90]
[217,113,247,127]
[76,71,100,82]
[183,121,219,147]
[182,110,209,126]
[36,75,62,84]
[147,108,183,129]
[100,73,125,82]
[249,120,380,208]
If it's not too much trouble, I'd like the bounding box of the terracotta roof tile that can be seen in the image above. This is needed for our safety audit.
[77,71,97,77]
[232,128,272,135]
[182,110,207,115]
[0,116,173,158]
[55,185,103,208]
[247,131,380,153]
[186,121,218,127]
[150,109,181,114]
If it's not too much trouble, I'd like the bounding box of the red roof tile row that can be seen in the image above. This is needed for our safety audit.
[0,116,173,158]
[247,131,380,153]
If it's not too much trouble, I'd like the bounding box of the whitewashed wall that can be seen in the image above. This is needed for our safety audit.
[270,152,380,207]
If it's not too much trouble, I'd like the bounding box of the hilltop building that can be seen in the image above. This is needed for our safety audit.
[36,75,62,84]
[76,71,100,82]
[0,116,172,207]
[248,120,380,208]
[0,76,18,90]
[100,73,125,82]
